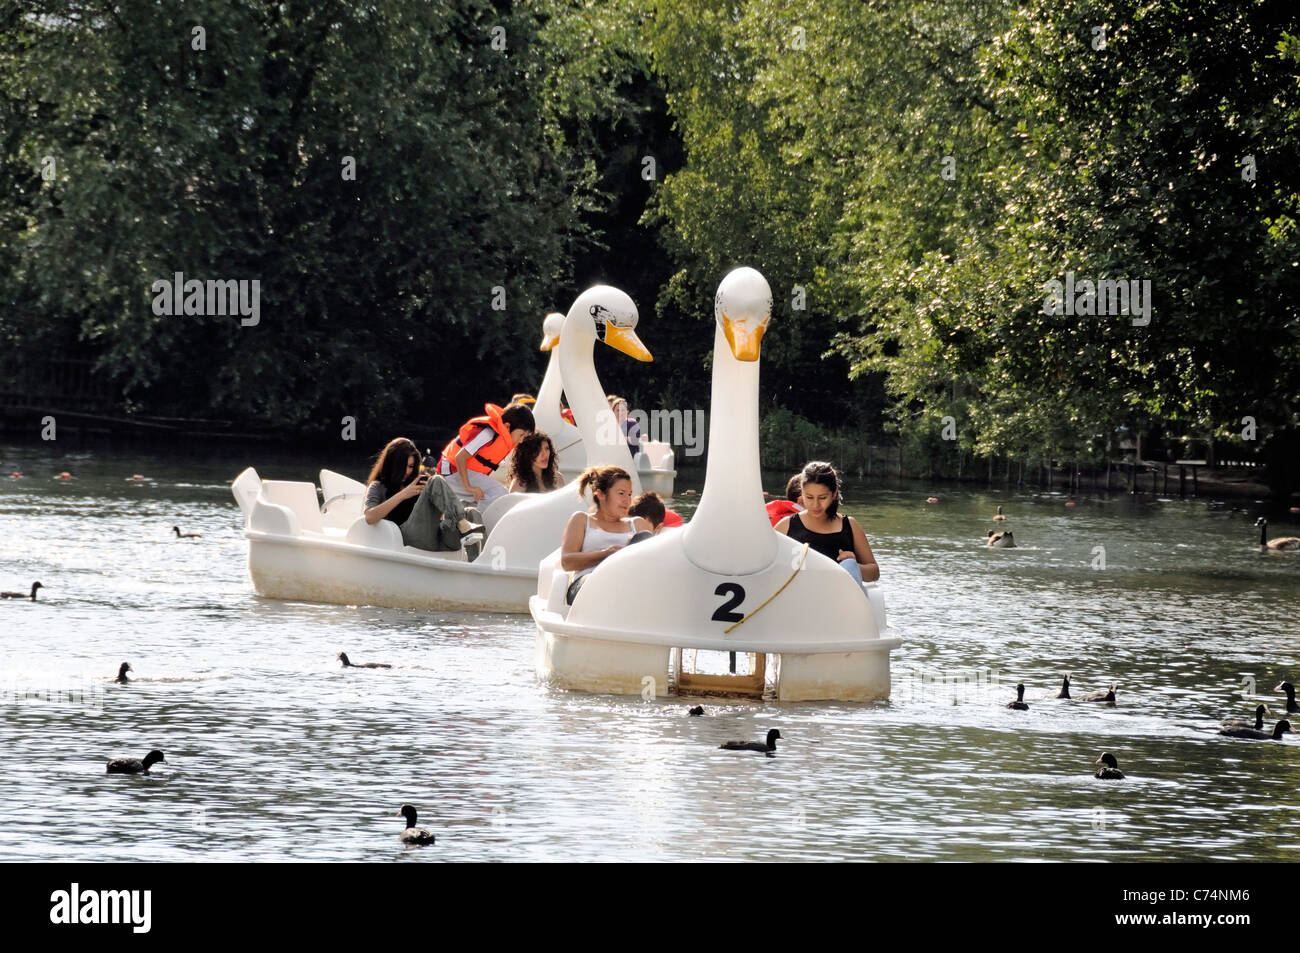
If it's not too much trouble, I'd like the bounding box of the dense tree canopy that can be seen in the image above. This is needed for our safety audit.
[2,0,1298,492]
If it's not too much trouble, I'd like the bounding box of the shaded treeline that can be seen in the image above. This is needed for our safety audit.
[2,0,1298,494]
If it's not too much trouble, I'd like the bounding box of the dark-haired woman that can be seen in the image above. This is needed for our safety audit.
[363,438,482,551]
[774,461,879,584]
[559,465,653,604]
[507,432,564,493]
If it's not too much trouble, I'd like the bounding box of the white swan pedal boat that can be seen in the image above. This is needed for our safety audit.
[233,285,663,613]
[533,311,678,496]
[530,267,902,702]
[232,466,538,612]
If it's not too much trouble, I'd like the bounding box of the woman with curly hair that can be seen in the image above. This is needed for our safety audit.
[507,431,564,493]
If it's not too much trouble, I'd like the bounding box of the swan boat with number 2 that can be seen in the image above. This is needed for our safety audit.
[530,267,901,702]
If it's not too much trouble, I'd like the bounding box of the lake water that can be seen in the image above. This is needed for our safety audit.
[2,442,1298,862]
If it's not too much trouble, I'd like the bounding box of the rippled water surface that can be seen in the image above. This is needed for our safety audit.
[2,443,1299,862]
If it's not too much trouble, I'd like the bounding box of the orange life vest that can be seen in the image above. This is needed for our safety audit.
[438,404,514,475]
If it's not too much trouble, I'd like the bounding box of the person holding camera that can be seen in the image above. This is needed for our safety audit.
[363,437,483,552]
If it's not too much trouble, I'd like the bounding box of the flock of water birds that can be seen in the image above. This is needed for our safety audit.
[89,649,784,847]
[1004,675,1300,781]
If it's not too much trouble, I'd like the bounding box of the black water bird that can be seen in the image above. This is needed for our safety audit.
[1079,682,1117,704]
[106,750,166,774]
[338,652,391,669]
[1219,719,1292,741]
[720,728,781,754]
[688,705,705,716]
[113,663,132,684]
[1007,683,1029,710]
[1046,675,1071,699]
[172,526,202,539]
[1220,704,1268,732]
[397,805,435,846]
[1094,752,1125,780]
[1275,682,1300,714]
[1256,518,1300,552]
[1,582,43,600]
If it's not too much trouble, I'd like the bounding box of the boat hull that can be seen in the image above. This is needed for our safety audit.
[530,596,901,702]
[247,532,535,613]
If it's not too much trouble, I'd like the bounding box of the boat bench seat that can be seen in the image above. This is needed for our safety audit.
[343,517,470,561]
[536,548,570,614]
[637,441,675,472]
[861,582,888,634]
[344,516,403,550]
[260,480,324,534]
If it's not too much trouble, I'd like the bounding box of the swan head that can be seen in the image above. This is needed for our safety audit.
[565,286,650,362]
[540,312,564,351]
[715,267,772,362]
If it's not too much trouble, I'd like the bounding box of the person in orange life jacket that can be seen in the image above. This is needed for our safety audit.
[436,401,535,505]
[773,461,878,585]
[765,473,803,527]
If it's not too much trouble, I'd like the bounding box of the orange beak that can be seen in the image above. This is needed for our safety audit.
[721,310,768,362]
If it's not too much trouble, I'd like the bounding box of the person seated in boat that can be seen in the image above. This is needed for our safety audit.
[507,431,564,493]
[363,438,483,551]
[606,395,641,455]
[435,401,535,506]
[765,473,803,527]
[774,461,879,584]
[560,466,654,604]
[628,490,682,531]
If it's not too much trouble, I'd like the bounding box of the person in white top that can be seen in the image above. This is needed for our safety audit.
[560,465,654,605]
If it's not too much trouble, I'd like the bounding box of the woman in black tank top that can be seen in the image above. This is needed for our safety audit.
[774,461,879,584]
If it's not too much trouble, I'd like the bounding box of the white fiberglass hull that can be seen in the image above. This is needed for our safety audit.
[246,530,535,613]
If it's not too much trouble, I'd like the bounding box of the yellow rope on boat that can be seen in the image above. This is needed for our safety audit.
[723,543,809,634]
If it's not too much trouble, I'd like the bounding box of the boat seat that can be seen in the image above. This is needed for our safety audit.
[260,481,324,534]
[483,491,527,535]
[537,548,570,615]
[232,467,262,523]
[861,582,888,634]
[320,469,366,502]
[637,441,675,471]
[321,492,364,530]
[344,516,403,550]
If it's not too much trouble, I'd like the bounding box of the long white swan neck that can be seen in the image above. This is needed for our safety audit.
[683,322,774,574]
[535,348,564,436]
[559,314,639,490]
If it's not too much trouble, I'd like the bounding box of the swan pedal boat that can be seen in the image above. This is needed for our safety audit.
[533,311,677,496]
[529,267,901,702]
[232,285,660,613]
[233,466,537,612]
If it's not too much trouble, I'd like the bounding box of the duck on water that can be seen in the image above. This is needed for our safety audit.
[719,729,782,754]
[397,805,435,846]
[338,652,391,669]
[106,750,166,774]
[1,582,43,601]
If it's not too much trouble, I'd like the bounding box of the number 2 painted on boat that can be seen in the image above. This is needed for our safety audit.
[711,583,746,623]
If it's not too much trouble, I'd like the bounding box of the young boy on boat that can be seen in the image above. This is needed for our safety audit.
[436,401,536,506]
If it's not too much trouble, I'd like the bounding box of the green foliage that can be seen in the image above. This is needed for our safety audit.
[0,0,629,432]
